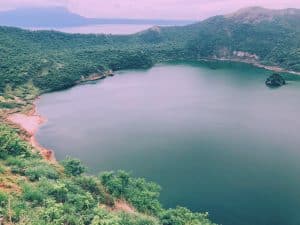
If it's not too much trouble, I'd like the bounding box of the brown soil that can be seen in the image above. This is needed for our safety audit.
[6,102,56,162]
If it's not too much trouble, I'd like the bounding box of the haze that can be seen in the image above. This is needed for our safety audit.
[0,0,299,20]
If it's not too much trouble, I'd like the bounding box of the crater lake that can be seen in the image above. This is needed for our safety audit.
[36,61,300,225]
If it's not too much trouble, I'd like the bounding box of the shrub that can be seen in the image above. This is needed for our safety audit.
[61,157,86,176]
[74,176,101,195]
[100,171,162,215]
[22,184,45,205]
[48,182,69,203]
[6,156,58,181]
[0,125,30,158]
[40,199,64,223]
[0,165,5,174]
[160,207,216,225]
[24,164,59,181]
[91,208,120,225]
[119,212,160,225]
[0,191,8,215]
[66,192,96,211]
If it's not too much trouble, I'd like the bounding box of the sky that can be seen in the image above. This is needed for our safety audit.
[0,0,299,20]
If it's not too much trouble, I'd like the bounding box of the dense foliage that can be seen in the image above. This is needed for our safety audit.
[100,171,162,215]
[0,125,30,158]
[62,157,86,176]
[0,125,216,225]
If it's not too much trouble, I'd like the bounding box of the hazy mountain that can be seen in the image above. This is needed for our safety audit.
[0,7,194,28]
[225,6,300,24]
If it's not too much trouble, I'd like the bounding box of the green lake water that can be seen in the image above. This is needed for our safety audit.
[36,61,300,225]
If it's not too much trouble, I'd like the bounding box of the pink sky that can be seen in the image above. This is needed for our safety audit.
[0,0,299,19]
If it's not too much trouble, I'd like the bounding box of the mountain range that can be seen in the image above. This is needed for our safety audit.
[0,7,194,27]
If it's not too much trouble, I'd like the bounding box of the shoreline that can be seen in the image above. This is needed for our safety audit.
[3,69,115,163]
[206,57,300,75]
[6,100,56,162]
[3,60,299,163]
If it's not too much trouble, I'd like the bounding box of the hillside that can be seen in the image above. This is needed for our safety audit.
[153,6,300,71]
[0,124,217,225]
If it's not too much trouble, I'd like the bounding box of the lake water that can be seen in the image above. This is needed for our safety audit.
[28,24,155,34]
[36,61,300,225]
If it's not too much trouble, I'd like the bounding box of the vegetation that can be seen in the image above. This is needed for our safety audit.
[0,7,299,100]
[0,7,299,225]
[62,157,86,176]
[265,73,286,87]
[0,125,216,224]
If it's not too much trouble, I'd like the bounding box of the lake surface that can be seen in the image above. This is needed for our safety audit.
[36,61,300,225]
[28,24,155,34]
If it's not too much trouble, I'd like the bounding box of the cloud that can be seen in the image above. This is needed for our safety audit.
[0,0,299,19]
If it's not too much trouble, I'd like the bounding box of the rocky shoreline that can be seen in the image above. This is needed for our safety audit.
[77,70,114,84]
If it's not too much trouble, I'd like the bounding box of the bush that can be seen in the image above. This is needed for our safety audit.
[160,207,216,225]
[0,125,30,158]
[74,176,101,195]
[62,157,86,176]
[66,192,96,211]
[22,184,45,205]
[0,165,5,174]
[6,156,59,181]
[100,171,162,215]
[25,164,59,181]
[91,208,120,225]
[119,212,160,225]
[0,191,8,215]
[48,182,69,203]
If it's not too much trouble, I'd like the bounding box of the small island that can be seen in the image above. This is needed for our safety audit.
[265,73,286,87]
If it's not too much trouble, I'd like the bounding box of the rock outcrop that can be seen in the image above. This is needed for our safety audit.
[265,73,286,87]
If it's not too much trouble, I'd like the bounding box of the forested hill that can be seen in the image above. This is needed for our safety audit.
[151,7,300,71]
[0,6,300,96]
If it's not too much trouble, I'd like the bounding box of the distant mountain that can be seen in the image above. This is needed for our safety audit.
[140,6,300,71]
[0,7,194,28]
[225,6,300,24]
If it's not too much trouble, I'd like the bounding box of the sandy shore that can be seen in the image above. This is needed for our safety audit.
[7,104,55,162]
